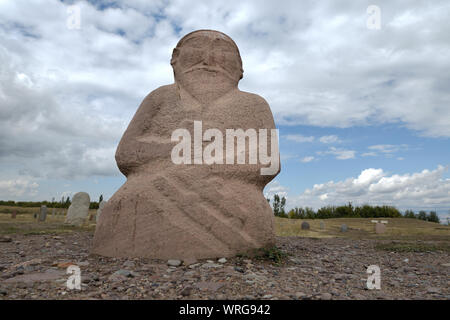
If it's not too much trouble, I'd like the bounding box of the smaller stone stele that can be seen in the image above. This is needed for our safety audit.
[375,223,386,234]
[96,200,107,223]
[39,205,47,222]
[11,210,17,219]
[319,221,325,230]
[301,221,310,230]
[65,192,90,227]
[340,224,348,232]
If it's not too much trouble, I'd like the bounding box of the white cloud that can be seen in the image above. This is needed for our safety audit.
[264,180,289,200]
[284,134,315,143]
[320,147,356,160]
[290,165,450,210]
[300,156,315,163]
[0,177,39,198]
[368,144,408,154]
[319,135,340,144]
[362,152,377,157]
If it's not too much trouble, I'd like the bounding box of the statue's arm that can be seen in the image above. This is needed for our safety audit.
[256,97,281,183]
[115,85,172,176]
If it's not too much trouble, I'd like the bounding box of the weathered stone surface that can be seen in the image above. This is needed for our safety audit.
[96,200,107,223]
[39,205,47,222]
[65,192,90,226]
[92,30,279,259]
[4,269,65,283]
[301,222,310,230]
[340,224,348,232]
[375,223,386,234]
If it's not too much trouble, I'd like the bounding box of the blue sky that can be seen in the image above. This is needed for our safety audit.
[0,0,449,221]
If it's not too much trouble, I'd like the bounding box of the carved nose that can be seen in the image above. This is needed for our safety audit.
[202,51,214,66]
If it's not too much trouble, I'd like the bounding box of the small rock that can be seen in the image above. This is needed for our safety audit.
[218,258,227,264]
[123,260,135,268]
[295,292,309,300]
[234,266,245,273]
[201,262,222,268]
[114,269,133,278]
[427,287,441,294]
[167,260,181,267]
[320,293,332,300]
[180,286,193,296]
[263,294,273,299]
[195,282,224,292]
[57,262,76,269]
[0,236,12,242]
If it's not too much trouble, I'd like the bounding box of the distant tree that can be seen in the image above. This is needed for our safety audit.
[280,196,286,217]
[272,194,287,218]
[64,196,71,208]
[404,209,416,219]
[427,211,440,224]
[272,194,280,217]
[418,211,427,221]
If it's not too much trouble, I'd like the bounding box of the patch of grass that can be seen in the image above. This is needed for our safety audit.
[253,246,289,265]
[375,241,450,253]
[275,217,450,241]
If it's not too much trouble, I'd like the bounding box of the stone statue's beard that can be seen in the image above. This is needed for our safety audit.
[174,67,238,104]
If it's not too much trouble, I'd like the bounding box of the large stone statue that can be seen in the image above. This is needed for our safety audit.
[92,30,280,259]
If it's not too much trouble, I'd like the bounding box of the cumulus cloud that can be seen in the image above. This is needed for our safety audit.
[289,165,450,210]
[0,0,449,197]
[319,135,340,144]
[264,180,289,200]
[284,134,341,144]
[284,134,315,143]
[300,156,315,163]
[0,177,39,199]
[318,147,356,160]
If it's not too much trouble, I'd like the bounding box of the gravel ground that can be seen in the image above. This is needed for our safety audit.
[0,233,449,300]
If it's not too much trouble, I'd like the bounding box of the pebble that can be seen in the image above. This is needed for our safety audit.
[167,260,181,267]
[218,258,227,264]
[201,262,223,268]
[123,261,135,268]
[320,293,332,300]
[113,269,133,277]
[427,287,441,294]
[180,286,192,296]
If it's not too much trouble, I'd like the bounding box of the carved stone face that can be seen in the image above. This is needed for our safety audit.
[171,30,243,90]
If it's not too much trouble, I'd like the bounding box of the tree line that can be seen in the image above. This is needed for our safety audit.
[0,195,104,210]
[267,194,441,223]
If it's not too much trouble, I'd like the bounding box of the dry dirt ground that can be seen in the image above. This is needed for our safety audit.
[1,215,449,300]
